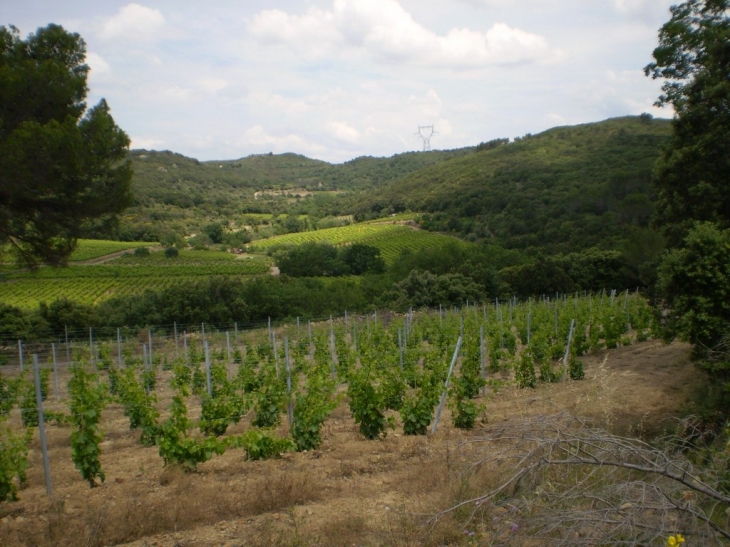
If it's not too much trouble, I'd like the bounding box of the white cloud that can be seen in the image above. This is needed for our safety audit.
[247,0,554,68]
[100,3,165,42]
[328,121,361,143]
[86,52,110,76]
[131,137,165,149]
[238,125,327,156]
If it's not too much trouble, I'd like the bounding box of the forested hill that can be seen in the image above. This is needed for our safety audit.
[350,116,672,254]
[129,147,473,202]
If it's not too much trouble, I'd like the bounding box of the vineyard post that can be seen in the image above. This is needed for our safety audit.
[52,342,59,400]
[18,340,24,372]
[308,321,313,358]
[226,331,231,380]
[600,289,605,306]
[353,323,358,353]
[234,322,238,345]
[480,325,486,397]
[143,344,149,394]
[329,326,337,382]
[65,325,71,363]
[285,337,293,429]
[89,327,94,366]
[204,340,212,397]
[174,322,178,357]
[439,304,442,324]
[273,334,280,377]
[554,302,559,337]
[183,332,188,365]
[201,322,206,340]
[483,304,487,324]
[117,328,123,368]
[527,307,532,345]
[431,336,462,435]
[33,354,52,496]
[562,319,576,380]
[610,289,616,307]
[398,328,404,371]
[148,330,153,365]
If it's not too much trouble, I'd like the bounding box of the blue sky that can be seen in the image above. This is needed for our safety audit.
[2,0,676,162]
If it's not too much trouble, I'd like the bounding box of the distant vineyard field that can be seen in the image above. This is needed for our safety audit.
[69,239,158,261]
[0,255,272,309]
[248,222,465,263]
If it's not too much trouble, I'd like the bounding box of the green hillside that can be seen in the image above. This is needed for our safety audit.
[117,148,473,242]
[351,116,672,254]
[249,221,467,264]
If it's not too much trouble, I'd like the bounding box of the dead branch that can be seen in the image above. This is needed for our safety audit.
[427,412,730,546]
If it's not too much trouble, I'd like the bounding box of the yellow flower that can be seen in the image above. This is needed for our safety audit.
[667,534,685,546]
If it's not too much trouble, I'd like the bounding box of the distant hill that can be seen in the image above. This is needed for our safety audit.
[350,116,671,254]
[119,147,472,241]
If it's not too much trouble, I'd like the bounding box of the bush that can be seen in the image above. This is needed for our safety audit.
[164,246,179,258]
[134,246,150,257]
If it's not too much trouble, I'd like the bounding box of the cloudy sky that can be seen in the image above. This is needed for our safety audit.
[3,0,676,163]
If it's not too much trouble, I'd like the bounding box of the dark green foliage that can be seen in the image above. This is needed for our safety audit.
[134,247,150,257]
[18,375,37,428]
[274,242,348,277]
[451,396,478,429]
[340,244,386,274]
[199,382,247,437]
[348,372,387,440]
[354,117,670,254]
[0,372,17,416]
[233,429,295,461]
[115,368,159,446]
[515,348,537,389]
[291,372,337,451]
[400,383,437,435]
[37,298,96,336]
[499,248,631,298]
[68,364,108,487]
[383,270,486,311]
[0,25,132,267]
[252,368,285,428]
[645,0,730,247]
[164,246,179,258]
[157,391,225,471]
[569,358,585,380]
[0,426,29,502]
[657,223,730,369]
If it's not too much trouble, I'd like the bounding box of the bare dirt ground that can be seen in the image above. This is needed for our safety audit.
[0,340,704,547]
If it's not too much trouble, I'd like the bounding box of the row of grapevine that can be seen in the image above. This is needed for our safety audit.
[0,292,659,502]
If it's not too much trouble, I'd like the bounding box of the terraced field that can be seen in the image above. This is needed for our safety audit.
[248,221,466,263]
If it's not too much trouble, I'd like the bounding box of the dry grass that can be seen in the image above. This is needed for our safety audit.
[0,340,705,547]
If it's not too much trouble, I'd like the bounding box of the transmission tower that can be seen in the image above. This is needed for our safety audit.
[415,125,436,152]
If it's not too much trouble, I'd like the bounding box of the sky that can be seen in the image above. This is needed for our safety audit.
[3,0,677,163]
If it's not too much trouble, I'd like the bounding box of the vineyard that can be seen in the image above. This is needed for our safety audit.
[248,222,466,264]
[0,251,273,309]
[0,293,708,546]
[68,240,158,262]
